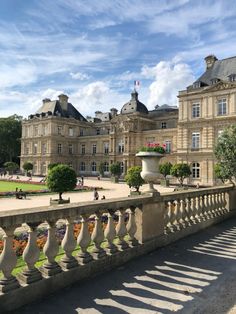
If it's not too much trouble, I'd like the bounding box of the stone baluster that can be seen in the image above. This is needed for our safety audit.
[18,223,42,284]
[166,201,174,232]
[60,219,78,269]
[104,210,117,254]
[77,215,92,264]
[199,195,205,221]
[179,199,186,228]
[211,194,216,217]
[222,192,228,213]
[195,196,201,222]
[91,212,106,259]
[164,202,170,233]
[116,208,128,250]
[41,221,61,276]
[190,197,197,224]
[172,200,180,230]
[185,198,191,226]
[0,226,19,293]
[203,194,209,219]
[126,206,138,246]
[214,193,220,216]
[207,194,213,218]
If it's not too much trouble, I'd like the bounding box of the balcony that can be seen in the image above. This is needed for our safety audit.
[0,185,236,312]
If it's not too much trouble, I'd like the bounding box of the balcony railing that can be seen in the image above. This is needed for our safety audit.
[0,185,235,311]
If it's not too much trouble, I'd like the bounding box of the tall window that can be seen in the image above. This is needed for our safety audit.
[91,162,97,172]
[42,163,47,175]
[104,162,109,172]
[161,122,167,129]
[165,140,171,153]
[104,143,109,154]
[81,144,85,155]
[217,98,227,116]
[42,143,47,155]
[42,124,47,135]
[120,162,124,174]
[80,162,85,171]
[96,129,100,135]
[58,125,63,135]
[192,162,200,178]
[80,129,84,136]
[92,144,97,154]
[33,143,38,154]
[34,126,38,136]
[69,127,74,136]
[25,144,30,155]
[69,144,73,155]
[192,103,200,118]
[192,132,200,149]
[57,143,62,154]
[118,140,124,153]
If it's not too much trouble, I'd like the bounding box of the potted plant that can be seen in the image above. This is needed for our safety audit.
[47,164,77,204]
[99,162,105,178]
[136,142,165,193]
[170,163,191,189]
[125,166,144,195]
[159,162,172,187]
[22,161,33,176]
[4,161,19,175]
[109,162,122,183]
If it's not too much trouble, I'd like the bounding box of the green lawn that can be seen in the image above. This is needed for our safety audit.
[0,181,47,192]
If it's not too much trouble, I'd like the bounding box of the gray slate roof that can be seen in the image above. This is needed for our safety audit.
[36,100,87,121]
[196,56,236,85]
[121,91,148,115]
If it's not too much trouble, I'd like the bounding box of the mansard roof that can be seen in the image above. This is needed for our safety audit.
[35,100,87,121]
[120,91,148,115]
[195,56,236,86]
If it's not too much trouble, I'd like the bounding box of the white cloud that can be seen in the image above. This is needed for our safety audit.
[142,60,195,107]
[70,72,90,80]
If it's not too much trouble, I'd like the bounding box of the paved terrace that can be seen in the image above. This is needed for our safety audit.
[13,217,236,314]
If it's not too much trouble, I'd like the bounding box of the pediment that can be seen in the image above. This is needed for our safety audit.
[204,81,236,92]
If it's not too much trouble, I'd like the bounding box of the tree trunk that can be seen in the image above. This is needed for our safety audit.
[59,192,63,200]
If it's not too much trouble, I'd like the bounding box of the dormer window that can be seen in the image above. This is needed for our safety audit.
[193,81,201,88]
[228,74,236,82]
[210,78,220,85]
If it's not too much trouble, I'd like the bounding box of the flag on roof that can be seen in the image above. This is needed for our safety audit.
[134,80,140,86]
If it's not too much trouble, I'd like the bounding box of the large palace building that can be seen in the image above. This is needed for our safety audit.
[20,55,236,186]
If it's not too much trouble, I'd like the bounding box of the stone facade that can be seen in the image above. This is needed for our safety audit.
[20,55,236,186]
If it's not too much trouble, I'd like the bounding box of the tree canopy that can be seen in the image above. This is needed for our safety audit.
[0,115,22,166]
[170,163,191,186]
[4,161,19,174]
[23,162,33,172]
[109,162,122,177]
[214,125,236,182]
[125,166,144,192]
[46,164,77,200]
[159,162,172,179]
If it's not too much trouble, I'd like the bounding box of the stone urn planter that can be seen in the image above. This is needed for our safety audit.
[136,152,164,194]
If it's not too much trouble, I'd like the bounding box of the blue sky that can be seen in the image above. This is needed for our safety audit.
[1,0,236,118]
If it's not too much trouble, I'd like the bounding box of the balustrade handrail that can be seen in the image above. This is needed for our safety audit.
[162,184,234,201]
[0,194,154,228]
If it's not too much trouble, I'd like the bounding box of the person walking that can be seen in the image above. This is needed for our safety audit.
[93,187,99,200]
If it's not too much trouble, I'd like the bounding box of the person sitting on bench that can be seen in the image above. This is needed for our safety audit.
[19,189,26,199]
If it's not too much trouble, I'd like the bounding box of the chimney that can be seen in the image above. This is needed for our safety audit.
[95,111,102,118]
[205,55,218,69]
[42,98,51,104]
[110,108,118,117]
[131,90,138,100]
[58,94,69,111]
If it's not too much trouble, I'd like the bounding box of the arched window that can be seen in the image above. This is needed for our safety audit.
[91,162,97,172]
[192,162,200,178]
[104,162,109,172]
[80,162,85,172]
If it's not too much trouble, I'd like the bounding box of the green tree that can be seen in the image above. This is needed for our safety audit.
[125,166,144,192]
[48,163,61,170]
[99,162,105,177]
[170,163,191,186]
[3,161,19,174]
[214,163,231,183]
[159,162,172,179]
[46,164,77,200]
[214,125,236,182]
[0,115,22,165]
[23,162,33,173]
[109,162,122,178]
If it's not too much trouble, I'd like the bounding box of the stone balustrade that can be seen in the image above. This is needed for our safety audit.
[0,185,235,312]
